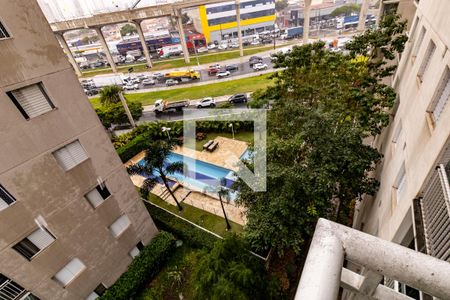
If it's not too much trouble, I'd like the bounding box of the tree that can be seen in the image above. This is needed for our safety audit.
[192,234,277,300]
[99,85,122,105]
[120,23,137,37]
[235,14,407,256]
[275,0,288,12]
[127,140,184,211]
[330,4,361,17]
[95,101,143,128]
[204,178,232,231]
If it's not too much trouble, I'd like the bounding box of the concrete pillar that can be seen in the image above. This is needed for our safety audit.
[357,0,370,31]
[94,27,117,73]
[302,0,312,44]
[55,33,82,77]
[133,20,152,68]
[175,10,190,63]
[119,92,136,127]
[236,0,244,57]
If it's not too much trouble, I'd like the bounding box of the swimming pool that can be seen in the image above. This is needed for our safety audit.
[138,152,235,194]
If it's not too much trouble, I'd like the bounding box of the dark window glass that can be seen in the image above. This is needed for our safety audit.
[0,184,16,205]
[94,283,107,296]
[96,185,111,199]
[0,22,10,39]
[13,238,40,260]
[136,241,144,251]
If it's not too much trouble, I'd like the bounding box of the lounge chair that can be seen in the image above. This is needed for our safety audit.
[203,140,213,150]
[207,141,219,152]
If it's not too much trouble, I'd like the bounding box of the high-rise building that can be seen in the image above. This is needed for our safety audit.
[0,0,158,299]
[354,0,450,297]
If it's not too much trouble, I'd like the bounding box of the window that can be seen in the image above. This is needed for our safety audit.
[0,21,10,39]
[409,17,419,42]
[417,40,436,81]
[13,228,56,260]
[0,184,16,211]
[86,284,106,300]
[109,215,131,238]
[54,258,86,287]
[391,121,403,154]
[6,83,55,120]
[53,140,88,171]
[85,184,111,208]
[0,274,40,300]
[428,67,450,122]
[129,241,144,258]
[412,27,426,59]
[395,164,407,203]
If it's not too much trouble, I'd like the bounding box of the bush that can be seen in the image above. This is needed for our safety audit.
[99,231,176,300]
[145,202,219,249]
[95,101,143,128]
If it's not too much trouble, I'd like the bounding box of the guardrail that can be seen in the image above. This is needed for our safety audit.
[295,218,450,299]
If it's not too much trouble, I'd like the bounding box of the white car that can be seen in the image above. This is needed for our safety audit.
[196,46,208,53]
[253,63,268,71]
[250,40,260,45]
[230,43,239,48]
[197,97,216,108]
[207,43,217,50]
[137,57,147,62]
[142,79,155,86]
[216,71,231,78]
[218,42,228,50]
[124,83,139,90]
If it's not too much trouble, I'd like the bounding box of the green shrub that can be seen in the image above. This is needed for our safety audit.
[99,231,176,300]
[95,101,143,128]
[145,202,219,249]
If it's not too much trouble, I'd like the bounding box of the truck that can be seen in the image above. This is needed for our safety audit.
[91,74,124,88]
[153,99,189,114]
[164,69,200,81]
[282,26,303,39]
[158,44,183,58]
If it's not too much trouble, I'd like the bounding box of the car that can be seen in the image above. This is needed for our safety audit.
[142,79,156,86]
[197,97,216,108]
[250,40,260,45]
[228,93,248,103]
[137,57,147,62]
[225,64,238,71]
[218,42,228,50]
[261,38,273,44]
[84,88,99,96]
[207,43,217,50]
[196,46,208,53]
[124,83,139,90]
[230,43,239,48]
[165,79,179,86]
[253,63,268,71]
[243,40,251,46]
[216,71,231,78]
[249,56,264,67]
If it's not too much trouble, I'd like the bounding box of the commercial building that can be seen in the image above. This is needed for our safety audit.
[353,0,450,297]
[0,0,158,299]
[191,0,276,43]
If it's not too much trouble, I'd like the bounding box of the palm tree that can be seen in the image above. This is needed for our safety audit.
[127,140,184,211]
[205,177,232,230]
[99,85,122,105]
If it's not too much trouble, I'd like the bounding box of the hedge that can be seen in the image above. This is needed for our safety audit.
[99,231,176,300]
[144,202,219,249]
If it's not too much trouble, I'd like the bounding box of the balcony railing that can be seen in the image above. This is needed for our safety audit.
[295,218,450,300]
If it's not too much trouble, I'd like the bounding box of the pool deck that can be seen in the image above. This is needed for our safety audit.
[126,136,248,225]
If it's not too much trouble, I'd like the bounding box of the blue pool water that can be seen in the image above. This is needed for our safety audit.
[138,152,235,194]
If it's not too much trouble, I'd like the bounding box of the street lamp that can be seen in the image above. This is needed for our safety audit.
[228,123,235,140]
[162,126,171,141]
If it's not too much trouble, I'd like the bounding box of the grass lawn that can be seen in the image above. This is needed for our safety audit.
[194,131,253,151]
[149,194,243,237]
[136,244,201,300]
[90,72,274,108]
[81,45,276,77]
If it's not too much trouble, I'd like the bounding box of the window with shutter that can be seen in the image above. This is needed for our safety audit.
[417,40,436,81]
[129,246,140,258]
[13,228,56,260]
[395,164,407,203]
[430,67,450,122]
[53,140,88,171]
[85,184,110,208]
[0,21,10,39]
[109,215,131,238]
[54,258,86,287]
[7,83,54,119]
[0,184,16,211]
[413,27,426,58]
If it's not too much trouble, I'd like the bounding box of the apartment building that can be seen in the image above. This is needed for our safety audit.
[0,0,158,299]
[191,0,276,42]
[353,0,450,298]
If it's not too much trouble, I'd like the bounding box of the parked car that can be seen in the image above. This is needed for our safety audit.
[230,43,239,48]
[84,88,99,96]
[137,57,147,62]
[142,79,156,86]
[228,93,248,103]
[165,79,179,86]
[218,41,228,50]
[196,97,216,108]
[250,40,260,45]
[124,83,139,90]
[207,43,217,50]
[225,64,239,71]
[196,46,208,53]
[216,70,231,78]
[253,63,268,71]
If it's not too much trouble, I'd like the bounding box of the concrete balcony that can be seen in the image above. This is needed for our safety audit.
[295,218,450,300]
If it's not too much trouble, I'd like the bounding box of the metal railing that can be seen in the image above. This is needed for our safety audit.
[295,218,450,300]
[421,164,450,262]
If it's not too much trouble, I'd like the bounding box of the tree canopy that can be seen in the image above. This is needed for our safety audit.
[120,23,137,37]
[330,4,361,17]
[235,14,407,255]
[275,0,288,12]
